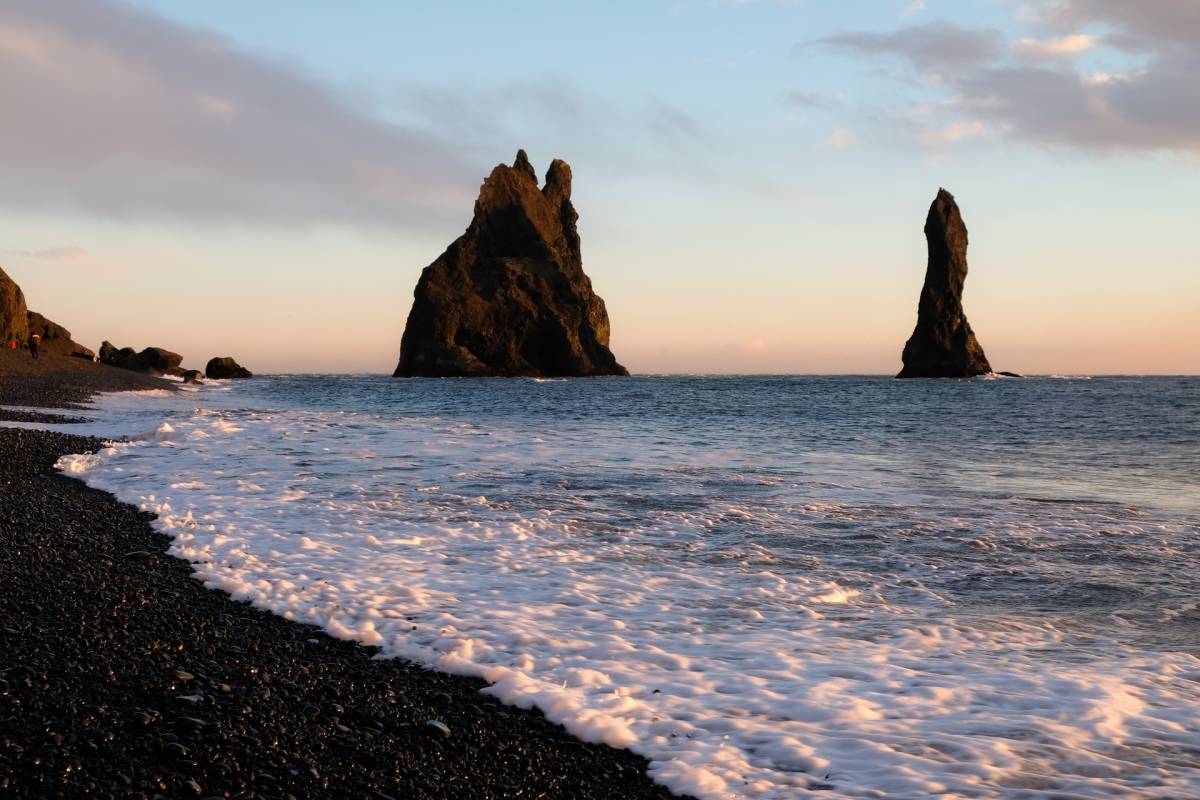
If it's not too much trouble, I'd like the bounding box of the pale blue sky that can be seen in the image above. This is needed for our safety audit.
[1,1,1196,373]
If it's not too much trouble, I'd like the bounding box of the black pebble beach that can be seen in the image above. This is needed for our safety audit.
[0,355,688,800]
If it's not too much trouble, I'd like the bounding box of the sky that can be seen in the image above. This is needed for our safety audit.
[0,0,1197,375]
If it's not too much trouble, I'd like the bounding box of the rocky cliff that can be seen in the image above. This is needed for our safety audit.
[394,151,627,377]
[1,267,29,346]
[898,189,992,378]
[26,311,95,359]
[2,268,91,358]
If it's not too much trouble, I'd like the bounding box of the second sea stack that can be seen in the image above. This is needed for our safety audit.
[898,189,992,378]
[394,151,627,377]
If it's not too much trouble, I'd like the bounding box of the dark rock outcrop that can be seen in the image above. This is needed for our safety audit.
[205,356,252,379]
[3,268,92,358]
[898,189,992,378]
[26,311,94,360]
[99,341,183,376]
[181,369,204,384]
[1,266,29,346]
[394,151,627,377]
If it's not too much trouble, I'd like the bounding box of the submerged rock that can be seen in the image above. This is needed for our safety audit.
[898,189,992,378]
[99,341,184,376]
[1,266,29,346]
[205,356,253,379]
[181,369,204,384]
[394,150,627,377]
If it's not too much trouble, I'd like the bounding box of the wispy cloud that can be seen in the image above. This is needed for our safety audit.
[0,1,738,231]
[2,245,88,261]
[783,90,842,111]
[0,0,477,230]
[919,120,987,146]
[1014,34,1097,61]
[818,22,1004,78]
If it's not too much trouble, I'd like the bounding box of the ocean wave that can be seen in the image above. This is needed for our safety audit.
[52,377,1200,800]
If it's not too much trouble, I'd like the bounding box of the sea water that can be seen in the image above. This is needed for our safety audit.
[41,376,1200,799]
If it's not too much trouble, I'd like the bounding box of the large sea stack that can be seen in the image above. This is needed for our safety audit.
[394,151,627,377]
[898,189,992,378]
[1,266,29,345]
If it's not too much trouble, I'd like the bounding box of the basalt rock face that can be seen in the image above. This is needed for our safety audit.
[394,151,627,377]
[26,311,94,359]
[1,266,29,346]
[898,189,992,378]
[3,269,91,358]
[99,341,184,376]
[205,356,253,379]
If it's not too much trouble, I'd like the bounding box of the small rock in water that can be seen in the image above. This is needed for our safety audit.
[424,720,451,738]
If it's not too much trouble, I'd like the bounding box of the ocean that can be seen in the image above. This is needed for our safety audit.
[48,375,1200,799]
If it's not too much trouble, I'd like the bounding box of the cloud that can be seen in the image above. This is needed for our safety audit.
[0,0,736,232]
[1032,1,1200,50]
[783,90,842,110]
[35,246,88,261]
[819,6,1200,155]
[1014,34,1097,60]
[961,61,1200,153]
[2,245,88,261]
[918,120,988,146]
[0,0,478,230]
[818,22,1005,77]
[903,1,927,17]
[643,96,716,150]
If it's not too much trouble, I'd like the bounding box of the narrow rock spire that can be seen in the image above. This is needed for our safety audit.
[897,189,992,378]
[512,149,537,183]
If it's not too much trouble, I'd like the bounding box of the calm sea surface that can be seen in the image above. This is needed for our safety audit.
[47,376,1200,799]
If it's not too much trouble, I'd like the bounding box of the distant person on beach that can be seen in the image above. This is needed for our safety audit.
[28,333,40,360]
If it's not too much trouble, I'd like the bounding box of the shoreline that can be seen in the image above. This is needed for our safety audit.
[0,358,688,799]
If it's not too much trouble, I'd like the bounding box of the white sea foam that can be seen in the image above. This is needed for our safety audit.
[52,383,1200,800]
